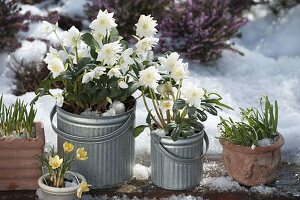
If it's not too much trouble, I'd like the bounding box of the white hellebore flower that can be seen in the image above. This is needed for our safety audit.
[107,68,122,78]
[159,100,173,112]
[62,26,80,47]
[120,48,134,73]
[139,66,162,89]
[42,21,57,36]
[49,89,64,107]
[89,9,117,37]
[158,52,181,72]
[82,71,96,84]
[94,66,106,79]
[47,57,65,78]
[44,46,68,64]
[135,37,159,56]
[171,63,188,82]
[118,80,128,89]
[182,85,204,107]
[251,144,256,150]
[92,31,104,47]
[97,41,122,66]
[135,14,158,38]
[73,42,90,64]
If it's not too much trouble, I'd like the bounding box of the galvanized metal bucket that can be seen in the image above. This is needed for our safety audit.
[151,130,209,190]
[50,104,135,188]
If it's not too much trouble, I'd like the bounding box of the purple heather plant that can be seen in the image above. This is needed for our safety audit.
[0,0,30,53]
[85,0,172,40]
[0,0,59,53]
[159,0,248,62]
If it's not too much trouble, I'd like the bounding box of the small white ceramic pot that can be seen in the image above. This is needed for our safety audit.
[36,171,86,200]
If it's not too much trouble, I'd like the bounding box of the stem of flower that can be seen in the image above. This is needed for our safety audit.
[149,89,166,128]
[53,31,74,68]
[142,90,161,128]
[166,110,171,124]
[176,79,182,100]
[152,89,166,126]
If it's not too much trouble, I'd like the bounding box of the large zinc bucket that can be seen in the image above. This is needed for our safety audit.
[151,130,209,190]
[50,103,136,188]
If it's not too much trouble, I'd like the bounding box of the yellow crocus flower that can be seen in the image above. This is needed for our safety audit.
[76,147,88,160]
[49,155,63,169]
[63,142,74,153]
[76,182,91,198]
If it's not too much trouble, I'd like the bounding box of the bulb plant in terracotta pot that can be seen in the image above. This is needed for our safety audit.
[37,142,90,200]
[133,49,231,189]
[218,96,284,186]
[0,96,45,190]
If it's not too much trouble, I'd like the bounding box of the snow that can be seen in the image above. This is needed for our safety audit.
[250,184,277,195]
[12,40,47,64]
[19,21,62,46]
[237,5,300,58]
[133,164,150,180]
[52,0,87,18]
[0,53,9,75]
[202,176,246,192]
[20,4,48,16]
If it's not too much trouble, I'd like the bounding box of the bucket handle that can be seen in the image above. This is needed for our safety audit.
[50,106,134,143]
[153,130,209,164]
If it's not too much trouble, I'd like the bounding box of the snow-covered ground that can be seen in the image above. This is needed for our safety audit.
[0,5,300,157]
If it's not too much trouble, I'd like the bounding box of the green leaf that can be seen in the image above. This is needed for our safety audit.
[77,57,92,70]
[196,109,208,122]
[201,103,218,115]
[187,106,197,118]
[126,83,139,96]
[173,99,186,111]
[81,33,99,59]
[108,28,119,42]
[133,125,147,137]
[171,126,180,141]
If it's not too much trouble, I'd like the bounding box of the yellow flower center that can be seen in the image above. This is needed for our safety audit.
[99,19,107,26]
[51,64,61,73]
[142,24,149,30]
[53,162,59,168]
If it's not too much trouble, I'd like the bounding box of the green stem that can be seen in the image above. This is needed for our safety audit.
[180,105,188,119]
[149,89,166,128]
[142,90,161,128]
[53,31,74,68]
[166,110,171,124]
[176,79,182,100]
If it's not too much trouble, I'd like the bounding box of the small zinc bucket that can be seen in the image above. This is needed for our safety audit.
[151,130,209,190]
[50,103,136,188]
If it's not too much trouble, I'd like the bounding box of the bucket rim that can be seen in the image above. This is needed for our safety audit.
[151,129,205,145]
[56,99,136,120]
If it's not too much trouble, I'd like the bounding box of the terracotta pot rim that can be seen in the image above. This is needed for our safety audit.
[219,133,284,154]
[0,122,45,149]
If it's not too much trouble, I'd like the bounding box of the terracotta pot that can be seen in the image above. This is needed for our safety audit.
[0,122,45,190]
[37,172,86,200]
[219,134,284,186]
